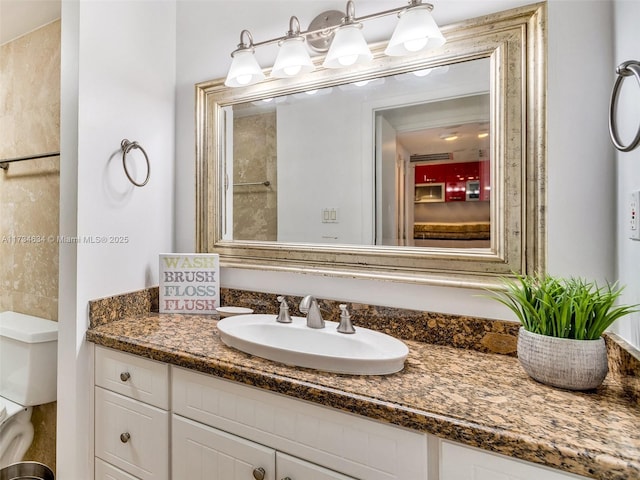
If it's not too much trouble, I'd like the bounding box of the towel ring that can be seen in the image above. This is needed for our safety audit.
[609,60,640,152]
[121,139,150,187]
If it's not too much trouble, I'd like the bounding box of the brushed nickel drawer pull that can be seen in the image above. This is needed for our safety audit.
[120,372,131,382]
[120,432,131,443]
[252,466,266,480]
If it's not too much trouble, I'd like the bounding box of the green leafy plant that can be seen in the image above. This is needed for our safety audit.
[487,274,638,340]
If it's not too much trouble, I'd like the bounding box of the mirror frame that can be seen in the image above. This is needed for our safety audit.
[195,3,546,288]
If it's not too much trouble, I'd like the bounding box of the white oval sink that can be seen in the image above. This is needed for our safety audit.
[216,314,408,375]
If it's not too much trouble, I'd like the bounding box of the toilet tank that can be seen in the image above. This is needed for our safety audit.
[0,312,58,406]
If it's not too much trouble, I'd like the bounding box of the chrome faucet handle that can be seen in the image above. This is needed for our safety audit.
[276,295,292,323]
[337,304,355,334]
[299,295,325,329]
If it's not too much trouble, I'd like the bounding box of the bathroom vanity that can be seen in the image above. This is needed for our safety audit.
[86,289,640,480]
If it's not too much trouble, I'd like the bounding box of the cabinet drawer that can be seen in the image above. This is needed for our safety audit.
[95,346,169,409]
[277,452,357,480]
[95,387,169,480]
[95,458,140,480]
[173,367,428,480]
[173,415,274,480]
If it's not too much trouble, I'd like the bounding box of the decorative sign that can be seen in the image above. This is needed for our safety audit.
[159,253,219,314]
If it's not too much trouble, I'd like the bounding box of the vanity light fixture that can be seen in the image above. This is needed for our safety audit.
[385,0,445,56]
[271,17,315,78]
[225,30,266,87]
[224,0,445,87]
[322,1,372,68]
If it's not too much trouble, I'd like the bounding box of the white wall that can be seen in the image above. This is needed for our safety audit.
[277,90,369,244]
[58,1,176,477]
[174,0,622,325]
[546,0,616,283]
[613,0,640,347]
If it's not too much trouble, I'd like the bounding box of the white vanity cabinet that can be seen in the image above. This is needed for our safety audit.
[171,367,429,480]
[92,346,591,480]
[173,415,356,479]
[439,441,589,480]
[94,346,170,480]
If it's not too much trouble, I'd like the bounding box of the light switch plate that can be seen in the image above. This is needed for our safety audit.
[321,208,339,223]
[630,191,640,240]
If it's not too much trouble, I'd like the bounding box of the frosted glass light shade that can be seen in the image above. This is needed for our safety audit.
[323,24,373,69]
[224,49,265,87]
[384,7,445,56]
[271,37,315,78]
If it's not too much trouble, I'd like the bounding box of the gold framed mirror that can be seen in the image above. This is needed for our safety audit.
[196,3,546,288]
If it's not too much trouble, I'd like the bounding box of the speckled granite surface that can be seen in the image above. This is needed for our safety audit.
[90,287,521,354]
[87,287,640,480]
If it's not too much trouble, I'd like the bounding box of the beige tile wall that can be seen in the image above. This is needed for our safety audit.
[0,19,60,473]
[233,111,278,241]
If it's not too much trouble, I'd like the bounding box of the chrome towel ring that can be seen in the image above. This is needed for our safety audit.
[121,139,150,187]
[609,60,640,152]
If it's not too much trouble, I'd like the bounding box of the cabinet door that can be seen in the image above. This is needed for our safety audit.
[173,415,275,480]
[441,441,588,480]
[277,452,357,480]
[95,459,140,480]
[415,165,429,184]
[95,387,169,480]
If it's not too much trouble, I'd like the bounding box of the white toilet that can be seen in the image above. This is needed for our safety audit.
[0,311,58,469]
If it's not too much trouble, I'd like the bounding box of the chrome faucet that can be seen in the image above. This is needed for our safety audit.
[337,304,355,334]
[299,295,325,329]
[276,295,292,323]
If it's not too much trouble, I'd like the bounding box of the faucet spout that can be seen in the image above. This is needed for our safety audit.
[299,295,325,329]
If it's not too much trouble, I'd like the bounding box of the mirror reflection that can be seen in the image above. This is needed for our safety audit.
[226,57,490,249]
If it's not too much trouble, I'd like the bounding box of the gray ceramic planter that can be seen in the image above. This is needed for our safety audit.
[517,327,608,391]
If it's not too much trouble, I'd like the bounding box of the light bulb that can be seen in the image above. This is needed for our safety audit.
[413,68,432,77]
[338,54,359,67]
[236,74,252,86]
[284,65,301,76]
[403,37,428,52]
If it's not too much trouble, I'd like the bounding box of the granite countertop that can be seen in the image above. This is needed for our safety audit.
[86,310,640,480]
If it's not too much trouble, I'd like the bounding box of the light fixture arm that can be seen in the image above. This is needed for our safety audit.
[236,0,435,51]
[345,0,433,24]
[286,16,302,38]
[231,29,255,56]
[225,0,443,85]
[344,0,357,24]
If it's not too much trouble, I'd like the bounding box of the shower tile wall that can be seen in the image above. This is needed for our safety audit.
[0,20,60,473]
[233,111,277,241]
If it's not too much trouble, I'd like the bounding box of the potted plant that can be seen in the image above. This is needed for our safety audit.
[488,274,638,390]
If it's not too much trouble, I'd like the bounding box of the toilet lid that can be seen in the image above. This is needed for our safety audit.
[0,398,6,423]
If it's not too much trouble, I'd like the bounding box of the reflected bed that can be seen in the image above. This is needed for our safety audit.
[413,221,490,240]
